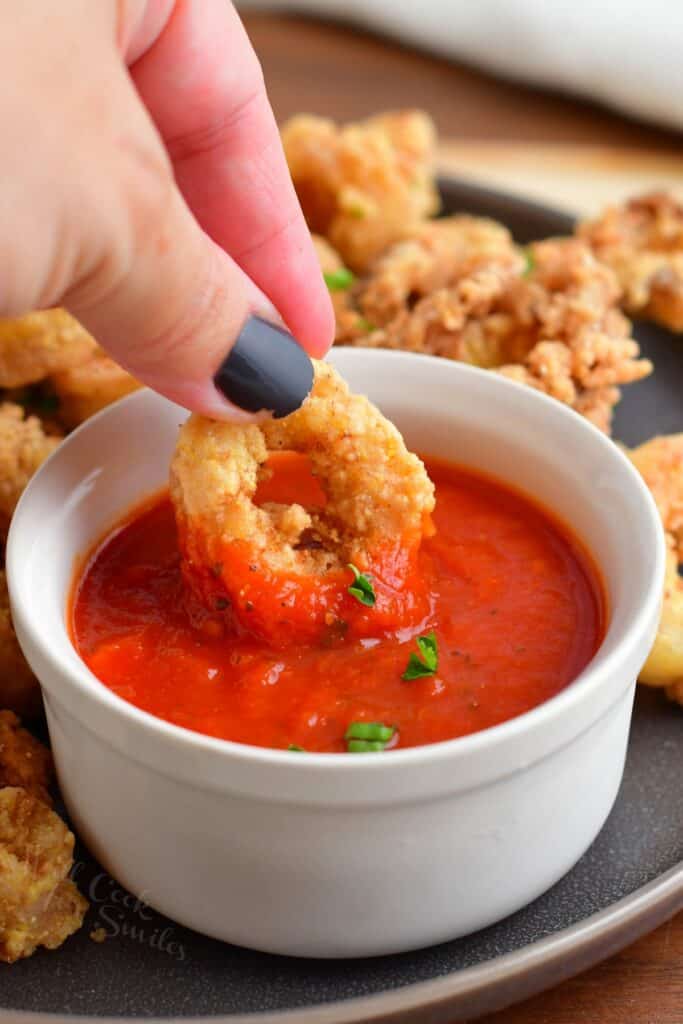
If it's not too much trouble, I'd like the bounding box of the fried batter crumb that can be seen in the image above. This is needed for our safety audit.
[90,927,107,943]
[579,192,683,331]
[0,710,52,805]
[0,787,87,963]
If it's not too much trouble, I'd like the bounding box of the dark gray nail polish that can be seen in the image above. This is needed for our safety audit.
[214,316,314,418]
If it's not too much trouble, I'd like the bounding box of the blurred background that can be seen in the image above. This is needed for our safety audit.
[237,1,683,214]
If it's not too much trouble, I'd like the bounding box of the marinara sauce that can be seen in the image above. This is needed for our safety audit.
[70,457,605,752]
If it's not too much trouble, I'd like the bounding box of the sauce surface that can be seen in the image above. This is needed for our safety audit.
[71,457,605,752]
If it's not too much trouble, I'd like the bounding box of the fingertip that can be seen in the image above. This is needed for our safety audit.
[286,280,336,359]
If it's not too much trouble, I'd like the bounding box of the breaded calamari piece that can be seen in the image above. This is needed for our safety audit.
[51,348,142,430]
[630,435,683,561]
[0,403,61,538]
[0,572,41,720]
[629,436,683,707]
[0,787,87,962]
[638,538,683,707]
[0,710,52,805]
[342,234,651,433]
[283,110,439,271]
[358,216,523,328]
[579,192,683,330]
[0,310,97,388]
[170,360,435,646]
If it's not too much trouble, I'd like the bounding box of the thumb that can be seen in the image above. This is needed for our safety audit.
[66,175,313,421]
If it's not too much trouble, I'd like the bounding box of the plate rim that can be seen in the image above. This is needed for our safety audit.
[2,864,681,1024]
[2,178,680,1024]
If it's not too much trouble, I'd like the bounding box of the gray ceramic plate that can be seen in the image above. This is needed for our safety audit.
[2,180,682,1023]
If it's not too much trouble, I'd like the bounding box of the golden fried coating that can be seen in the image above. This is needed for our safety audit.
[51,348,142,430]
[172,360,434,575]
[283,110,439,271]
[0,710,52,804]
[312,235,371,343]
[579,192,683,331]
[0,309,96,388]
[0,403,61,539]
[630,435,683,561]
[628,436,683,706]
[170,360,435,645]
[0,572,41,720]
[0,787,87,963]
[638,539,683,706]
[341,232,651,433]
[357,216,523,330]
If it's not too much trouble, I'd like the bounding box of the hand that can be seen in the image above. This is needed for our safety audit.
[0,0,333,419]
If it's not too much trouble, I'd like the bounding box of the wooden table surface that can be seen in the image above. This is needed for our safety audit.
[242,12,683,1024]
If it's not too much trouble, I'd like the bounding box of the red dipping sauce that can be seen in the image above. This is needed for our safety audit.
[70,457,605,753]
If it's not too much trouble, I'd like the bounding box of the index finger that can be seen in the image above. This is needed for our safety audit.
[128,0,334,357]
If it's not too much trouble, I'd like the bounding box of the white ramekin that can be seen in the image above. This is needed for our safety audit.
[7,349,665,958]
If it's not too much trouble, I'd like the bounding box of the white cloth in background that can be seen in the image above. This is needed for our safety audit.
[238,0,683,134]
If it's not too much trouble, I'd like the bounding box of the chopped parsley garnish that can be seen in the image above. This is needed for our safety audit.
[522,247,536,277]
[347,740,389,753]
[323,267,355,291]
[345,722,395,752]
[401,631,438,680]
[287,744,306,752]
[356,316,375,333]
[347,563,376,607]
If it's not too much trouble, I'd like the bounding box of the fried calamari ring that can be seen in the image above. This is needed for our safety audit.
[0,403,61,539]
[0,788,87,963]
[629,434,683,561]
[638,539,683,706]
[170,361,435,646]
[283,110,439,272]
[579,192,683,331]
[629,436,683,707]
[0,310,96,388]
[51,347,142,430]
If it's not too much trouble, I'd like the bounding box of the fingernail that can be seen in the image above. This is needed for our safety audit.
[214,316,314,418]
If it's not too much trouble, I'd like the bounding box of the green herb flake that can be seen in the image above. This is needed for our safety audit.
[522,247,536,277]
[347,739,388,753]
[356,317,376,333]
[287,744,306,752]
[347,563,376,607]
[345,721,396,753]
[401,631,439,681]
[323,267,355,291]
[344,721,395,742]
